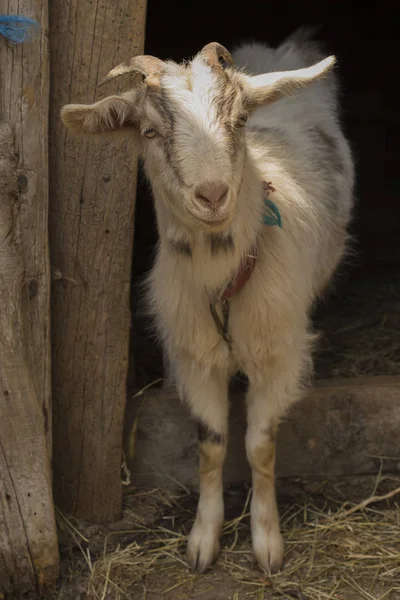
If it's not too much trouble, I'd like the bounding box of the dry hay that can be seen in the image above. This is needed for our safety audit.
[57,478,400,600]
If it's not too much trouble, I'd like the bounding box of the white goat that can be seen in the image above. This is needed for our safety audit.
[61,27,354,574]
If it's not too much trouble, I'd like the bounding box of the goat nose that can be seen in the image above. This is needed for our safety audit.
[195,181,229,207]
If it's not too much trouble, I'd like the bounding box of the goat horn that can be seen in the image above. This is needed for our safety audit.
[200,42,234,68]
[98,55,164,87]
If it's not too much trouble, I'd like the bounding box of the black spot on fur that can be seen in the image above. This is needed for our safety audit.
[169,239,192,257]
[209,233,235,256]
[198,421,224,445]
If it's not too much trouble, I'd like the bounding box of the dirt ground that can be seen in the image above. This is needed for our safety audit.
[56,475,400,600]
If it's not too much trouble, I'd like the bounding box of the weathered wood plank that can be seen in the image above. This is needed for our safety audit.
[0,0,52,458]
[0,123,59,598]
[126,377,400,489]
[49,0,147,521]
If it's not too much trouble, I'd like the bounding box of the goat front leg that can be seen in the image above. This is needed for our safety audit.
[246,405,283,573]
[246,351,307,573]
[179,364,229,573]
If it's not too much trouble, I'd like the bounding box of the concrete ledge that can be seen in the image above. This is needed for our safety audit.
[124,376,400,489]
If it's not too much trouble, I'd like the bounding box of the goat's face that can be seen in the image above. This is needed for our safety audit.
[61,43,335,232]
[138,58,249,231]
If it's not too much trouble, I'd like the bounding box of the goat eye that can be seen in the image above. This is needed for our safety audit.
[144,127,157,139]
[236,114,248,128]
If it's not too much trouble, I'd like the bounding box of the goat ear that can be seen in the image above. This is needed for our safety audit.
[245,56,336,109]
[61,95,138,135]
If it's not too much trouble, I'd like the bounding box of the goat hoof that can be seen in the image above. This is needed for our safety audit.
[186,524,220,573]
[252,526,284,574]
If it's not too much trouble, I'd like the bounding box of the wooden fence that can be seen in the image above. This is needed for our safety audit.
[0,0,146,596]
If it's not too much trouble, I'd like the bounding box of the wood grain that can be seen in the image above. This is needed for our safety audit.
[49,0,147,521]
[0,123,59,598]
[0,0,52,458]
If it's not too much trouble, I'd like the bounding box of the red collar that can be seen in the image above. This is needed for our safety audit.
[209,181,277,346]
[209,247,257,350]
[222,247,257,301]
[221,180,276,301]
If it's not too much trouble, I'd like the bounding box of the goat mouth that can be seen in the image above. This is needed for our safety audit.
[197,215,231,231]
[202,215,228,224]
[187,208,232,230]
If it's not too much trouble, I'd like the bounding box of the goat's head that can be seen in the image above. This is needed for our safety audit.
[61,43,335,232]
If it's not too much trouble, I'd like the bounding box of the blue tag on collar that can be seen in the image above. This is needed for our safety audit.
[263,198,282,228]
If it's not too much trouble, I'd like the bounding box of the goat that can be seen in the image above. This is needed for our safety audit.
[61,27,354,574]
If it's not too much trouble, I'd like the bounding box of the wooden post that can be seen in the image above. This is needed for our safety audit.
[49,0,147,522]
[0,2,52,459]
[0,123,59,597]
[0,3,59,596]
